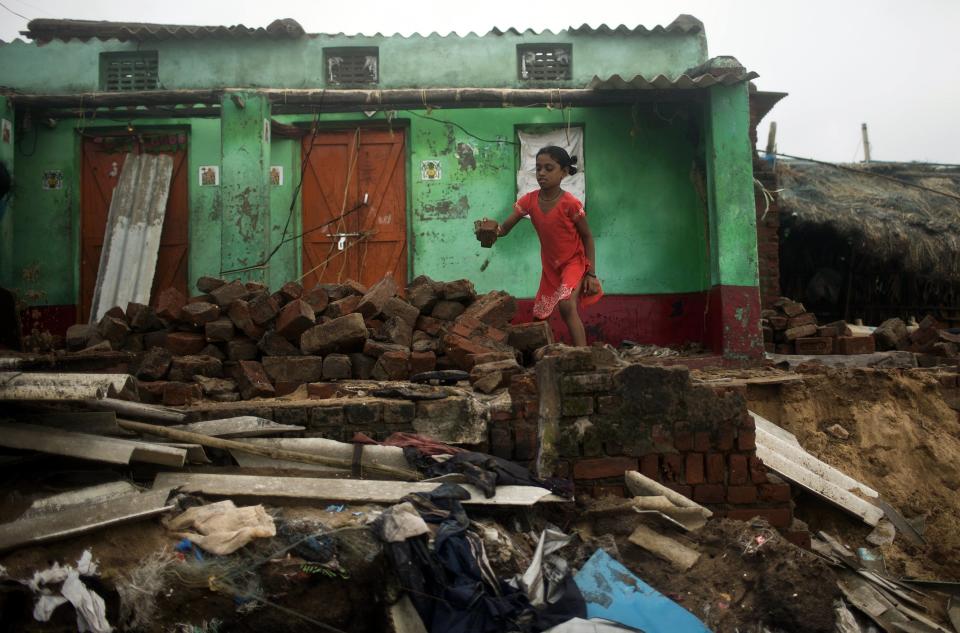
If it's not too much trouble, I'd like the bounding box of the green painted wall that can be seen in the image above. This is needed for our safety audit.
[219,92,271,283]
[704,83,758,287]
[0,28,706,92]
[0,101,716,308]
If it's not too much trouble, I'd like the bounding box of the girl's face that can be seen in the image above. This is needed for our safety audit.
[535,154,566,190]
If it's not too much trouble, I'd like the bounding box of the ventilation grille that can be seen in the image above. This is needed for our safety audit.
[325,47,379,85]
[518,44,572,81]
[100,51,159,91]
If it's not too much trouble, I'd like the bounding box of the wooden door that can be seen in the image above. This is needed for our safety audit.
[301,128,407,289]
[80,134,189,322]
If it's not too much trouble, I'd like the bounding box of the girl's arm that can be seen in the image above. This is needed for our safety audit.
[496,210,524,237]
[574,215,601,295]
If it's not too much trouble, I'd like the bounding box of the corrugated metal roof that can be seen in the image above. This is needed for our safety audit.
[22,15,700,42]
[22,18,305,42]
[591,55,757,89]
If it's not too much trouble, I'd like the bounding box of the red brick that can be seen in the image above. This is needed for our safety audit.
[748,455,768,483]
[508,373,538,398]
[356,275,398,319]
[137,380,167,403]
[759,483,792,503]
[280,281,304,302]
[787,313,816,328]
[307,382,341,400]
[248,294,280,325]
[205,318,235,343]
[651,424,672,448]
[301,313,368,355]
[727,508,792,528]
[227,300,266,340]
[716,423,735,451]
[693,484,725,504]
[196,276,225,293]
[836,336,876,355]
[673,430,693,452]
[165,332,206,356]
[324,294,362,319]
[685,453,705,484]
[490,428,513,459]
[155,287,187,322]
[737,430,756,451]
[276,299,315,341]
[706,453,725,484]
[442,333,501,370]
[572,457,638,480]
[303,287,330,314]
[180,301,220,326]
[794,337,833,355]
[209,280,249,307]
[729,454,749,485]
[415,315,444,336]
[233,360,275,399]
[514,426,538,460]
[506,321,553,355]
[162,381,202,406]
[461,290,516,328]
[640,454,659,481]
[372,350,411,380]
[322,354,353,380]
[727,485,758,504]
[740,410,755,430]
[410,351,437,375]
[262,355,324,384]
[661,454,683,482]
[692,431,711,453]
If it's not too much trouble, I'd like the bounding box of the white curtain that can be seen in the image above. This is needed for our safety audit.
[517,127,585,205]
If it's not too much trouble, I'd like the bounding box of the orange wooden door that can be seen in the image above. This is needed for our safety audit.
[80,135,189,322]
[301,128,407,288]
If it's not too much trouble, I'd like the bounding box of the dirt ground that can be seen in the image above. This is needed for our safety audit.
[745,366,960,580]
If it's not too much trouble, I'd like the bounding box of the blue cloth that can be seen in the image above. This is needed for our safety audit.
[573,550,709,633]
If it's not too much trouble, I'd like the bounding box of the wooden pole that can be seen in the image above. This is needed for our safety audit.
[861,123,871,163]
[765,121,777,156]
[115,419,423,481]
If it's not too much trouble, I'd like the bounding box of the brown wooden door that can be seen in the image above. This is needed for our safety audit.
[301,128,407,289]
[80,134,188,322]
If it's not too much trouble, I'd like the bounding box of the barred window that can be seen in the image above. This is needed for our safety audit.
[324,47,379,85]
[518,44,572,81]
[100,51,159,91]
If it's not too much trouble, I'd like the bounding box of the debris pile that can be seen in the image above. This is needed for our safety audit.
[874,314,960,364]
[61,274,553,404]
[762,297,875,355]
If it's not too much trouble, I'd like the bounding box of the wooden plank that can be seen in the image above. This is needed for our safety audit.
[0,422,186,467]
[0,372,136,401]
[153,473,568,506]
[169,416,305,438]
[0,488,174,551]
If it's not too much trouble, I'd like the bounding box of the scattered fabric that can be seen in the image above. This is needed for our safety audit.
[423,451,572,498]
[383,432,466,456]
[165,500,276,555]
[378,502,431,543]
[519,528,577,608]
[574,549,710,633]
[62,570,112,633]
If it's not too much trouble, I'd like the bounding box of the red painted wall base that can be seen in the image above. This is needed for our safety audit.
[515,286,763,360]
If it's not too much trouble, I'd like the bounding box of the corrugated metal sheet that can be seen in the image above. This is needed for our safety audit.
[590,71,758,90]
[24,15,699,42]
[23,18,305,42]
[89,153,173,323]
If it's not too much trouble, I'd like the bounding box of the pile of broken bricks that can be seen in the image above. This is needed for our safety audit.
[762,298,875,356]
[64,274,554,405]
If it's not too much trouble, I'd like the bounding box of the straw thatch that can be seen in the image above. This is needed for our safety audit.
[776,160,960,279]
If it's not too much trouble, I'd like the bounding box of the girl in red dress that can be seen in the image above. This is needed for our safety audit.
[484,146,602,346]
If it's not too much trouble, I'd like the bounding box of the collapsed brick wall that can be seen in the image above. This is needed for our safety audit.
[511,347,794,527]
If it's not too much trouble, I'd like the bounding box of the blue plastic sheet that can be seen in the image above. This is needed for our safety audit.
[573,549,710,633]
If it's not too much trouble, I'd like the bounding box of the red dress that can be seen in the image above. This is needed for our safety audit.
[514,190,603,320]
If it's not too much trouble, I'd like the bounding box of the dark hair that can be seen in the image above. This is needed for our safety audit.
[536,146,579,175]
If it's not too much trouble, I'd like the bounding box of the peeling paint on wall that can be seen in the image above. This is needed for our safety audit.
[417,195,470,220]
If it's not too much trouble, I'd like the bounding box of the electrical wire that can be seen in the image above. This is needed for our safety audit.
[402,109,517,145]
[774,151,960,204]
[0,0,28,21]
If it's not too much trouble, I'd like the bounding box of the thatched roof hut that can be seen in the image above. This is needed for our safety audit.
[775,160,960,323]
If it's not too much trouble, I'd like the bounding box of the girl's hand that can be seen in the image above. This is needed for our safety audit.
[584,275,602,296]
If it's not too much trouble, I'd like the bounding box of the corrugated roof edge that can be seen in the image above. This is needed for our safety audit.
[20,14,703,42]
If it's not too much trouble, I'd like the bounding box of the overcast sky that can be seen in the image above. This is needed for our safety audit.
[1,0,958,164]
